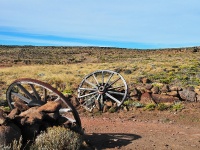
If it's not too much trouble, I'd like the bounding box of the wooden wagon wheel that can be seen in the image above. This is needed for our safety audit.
[78,70,128,112]
[6,78,81,128]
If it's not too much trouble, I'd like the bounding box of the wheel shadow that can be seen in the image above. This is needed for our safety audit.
[83,133,141,150]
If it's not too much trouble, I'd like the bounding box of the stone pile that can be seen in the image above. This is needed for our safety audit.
[0,100,75,146]
[129,77,200,104]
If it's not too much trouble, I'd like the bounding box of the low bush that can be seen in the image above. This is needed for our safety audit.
[31,126,83,150]
[144,103,156,111]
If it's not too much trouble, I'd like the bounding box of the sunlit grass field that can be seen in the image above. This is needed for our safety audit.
[1,47,200,100]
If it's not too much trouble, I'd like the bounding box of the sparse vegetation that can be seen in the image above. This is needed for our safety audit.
[31,126,82,150]
[171,102,185,111]
[157,103,169,111]
[144,103,156,111]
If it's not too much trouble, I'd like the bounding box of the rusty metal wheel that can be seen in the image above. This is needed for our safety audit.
[6,78,81,127]
[78,70,128,111]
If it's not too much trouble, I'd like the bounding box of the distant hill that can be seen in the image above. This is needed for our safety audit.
[0,45,199,66]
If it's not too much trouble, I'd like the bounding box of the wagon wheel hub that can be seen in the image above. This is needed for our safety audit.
[98,85,106,94]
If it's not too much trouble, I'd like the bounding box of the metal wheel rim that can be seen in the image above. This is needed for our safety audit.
[78,70,128,111]
[6,78,81,127]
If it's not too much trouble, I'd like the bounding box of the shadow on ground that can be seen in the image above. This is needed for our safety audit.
[84,133,141,149]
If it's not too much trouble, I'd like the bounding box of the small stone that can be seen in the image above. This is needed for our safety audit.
[161,85,170,93]
[104,101,113,107]
[151,86,159,94]
[145,84,153,90]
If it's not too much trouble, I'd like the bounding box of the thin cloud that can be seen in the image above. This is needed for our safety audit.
[0,0,200,48]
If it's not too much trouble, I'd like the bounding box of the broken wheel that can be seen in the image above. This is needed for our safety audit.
[78,70,128,111]
[6,78,81,127]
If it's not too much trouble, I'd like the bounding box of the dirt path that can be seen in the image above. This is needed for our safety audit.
[80,109,200,150]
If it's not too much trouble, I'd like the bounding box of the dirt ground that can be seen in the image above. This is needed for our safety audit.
[80,103,200,150]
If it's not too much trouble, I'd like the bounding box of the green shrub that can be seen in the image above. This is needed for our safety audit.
[31,126,82,150]
[144,103,156,111]
[171,102,184,111]
[123,100,144,108]
[157,103,169,111]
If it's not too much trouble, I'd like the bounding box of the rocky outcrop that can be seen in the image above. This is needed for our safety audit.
[129,78,200,103]
[0,101,78,146]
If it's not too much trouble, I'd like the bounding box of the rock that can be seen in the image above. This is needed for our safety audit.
[161,85,170,93]
[196,95,200,102]
[0,109,6,125]
[0,123,21,146]
[140,92,152,104]
[37,101,61,113]
[170,86,182,91]
[104,101,113,107]
[43,112,60,121]
[14,99,29,112]
[167,91,178,97]
[145,84,153,90]
[129,88,138,96]
[187,86,195,91]
[18,107,44,125]
[7,108,20,120]
[151,86,159,94]
[179,89,197,102]
[152,94,179,103]
[141,77,151,84]
[21,124,40,142]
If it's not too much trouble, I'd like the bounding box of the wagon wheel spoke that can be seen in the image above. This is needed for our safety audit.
[92,73,99,86]
[107,90,125,96]
[16,84,36,101]
[78,70,128,112]
[29,84,41,101]
[79,87,97,91]
[6,78,81,128]
[78,91,98,98]
[11,92,31,104]
[108,85,125,90]
[105,92,121,105]
[85,79,98,89]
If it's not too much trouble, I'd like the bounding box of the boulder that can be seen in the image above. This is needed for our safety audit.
[179,89,197,102]
[140,92,152,104]
[17,107,44,125]
[152,94,179,103]
[0,123,21,146]
[167,91,178,97]
[37,101,61,113]
[21,124,40,142]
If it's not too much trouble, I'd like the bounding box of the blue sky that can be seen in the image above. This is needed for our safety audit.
[0,0,200,49]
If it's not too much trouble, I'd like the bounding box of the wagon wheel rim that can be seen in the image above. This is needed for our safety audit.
[6,78,81,127]
[78,70,128,111]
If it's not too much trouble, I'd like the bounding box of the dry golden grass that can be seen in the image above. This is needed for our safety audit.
[1,48,200,96]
